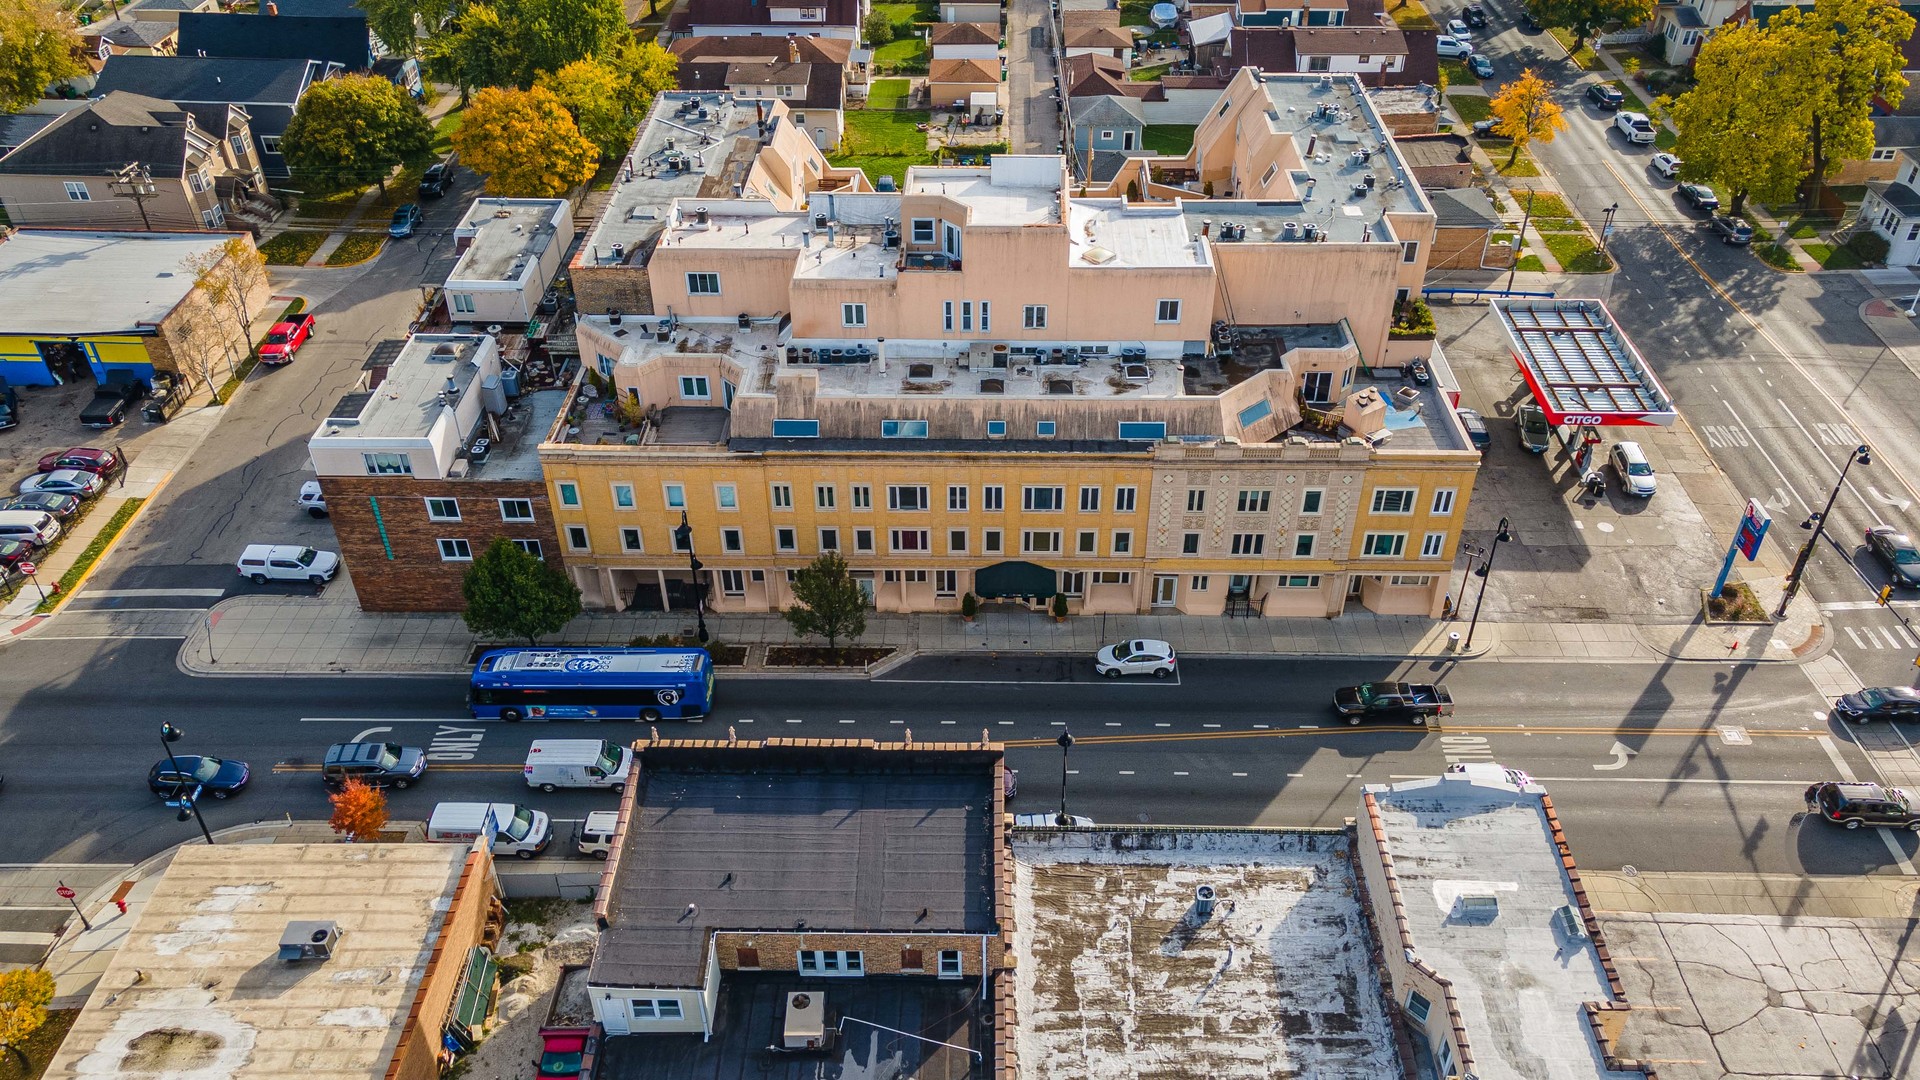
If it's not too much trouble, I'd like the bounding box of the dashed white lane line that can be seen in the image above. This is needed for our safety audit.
[1232,772,1248,777]
[1818,734,1918,876]
[1118,770,1135,775]
[1174,771,1190,776]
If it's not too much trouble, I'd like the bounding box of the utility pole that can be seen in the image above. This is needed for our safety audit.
[1503,188,1537,294]
[109,163,159,232]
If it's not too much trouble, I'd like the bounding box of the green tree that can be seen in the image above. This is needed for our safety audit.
[1770,0,1914,197]
[356,0,447,56]
[863,10,895,44]
[613,39,680,100]
[0,968,54,1070]
[461,535,583,645]
[1663,23,1806,215]
[1488,68,1567,167]
[452,85,600,196]
[425,0,630,92]
[0,0,85,112]
[538,44,678,160]
[425,1,521,99]
[783,551,867,650]
[1524,0,1653,51]
[281,74,434,194]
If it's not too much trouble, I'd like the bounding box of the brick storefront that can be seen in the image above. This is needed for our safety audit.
[320,475,566,613]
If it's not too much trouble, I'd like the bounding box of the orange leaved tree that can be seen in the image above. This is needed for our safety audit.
[329,778,390,843]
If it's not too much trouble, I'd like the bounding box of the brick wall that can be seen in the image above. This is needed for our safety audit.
[319,475,567,612]
[386,850,505,1080]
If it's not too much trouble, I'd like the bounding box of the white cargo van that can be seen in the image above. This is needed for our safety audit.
[426,801,551,858]
[524,739,632,793]
[576,810,620,858]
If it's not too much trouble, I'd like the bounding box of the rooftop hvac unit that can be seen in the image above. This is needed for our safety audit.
[278,920,340,962]
[783,992,827,1049]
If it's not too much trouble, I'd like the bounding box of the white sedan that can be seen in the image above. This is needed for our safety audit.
[1094,638,1177,678]
[18,468,104,498]
[1649,152,1682,179]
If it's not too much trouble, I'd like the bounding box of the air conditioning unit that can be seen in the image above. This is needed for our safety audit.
[278,920,341,962]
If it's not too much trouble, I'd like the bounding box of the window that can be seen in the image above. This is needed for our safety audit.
[1187,490,1206,513]
[1391,574,1434,586]
[629,998,684,1020]
[943,301,954,332]
[1281,575,1322,587]
[987,419,1007,437]
[200,206,226,228]
[1156,299,1181,323]
[1094,571,1130,585]
[948,528,968,552]
[1294,533,1316,557]
[566,525,590,551]
[1431,489,1456,515]
[959,301,973,332]
[1405,991,1432,1025]
[1306,55,1331,71]
[815,484,835,509]
[983,485,1004,511]
[852,485,872,509]
[1023,530,1061,553]
[980,301,990,333]
[1098,129,1115,142]
[1080,486,1100,512]
[772,418,820,437]
[500,499,534,522]
[935,571,958,597]
[63,181,91,202]
[1910,223,1920,242]
[1237,399,1274,427]
[798,950,864,976]
[621,527,643,552]
[679,376,710,399]
[437,538,472,561]
[771,483,793,509]
[721,527,743,552]
[777,526,798,551]
[663,483,686,509]
[686,272,720,295]
[425,498,460,521]
[1873,148,1900,161]
[612,484,635,510]
[1118,421,1166,441]
[1302,371,1333,404]
[716,484,738,510]
[450,293,477,315]
[1218,99,1232,117]
[720,569,746,595]
[1237,490,1270,513]
[1231,533,1265,555]
[1182,532,1201,554]
[819,527,840,551]
[1260,161,1279,187]
[1077,530,1098,554]
[188,170,207,193]
[364,452,412,475]
[1060,571,1085,596]
[983,529,1003,553]
[230,134,248,158]
[671,527,691,554]
[854,528,875,552]
[1115,486,1137,512]
[842,303,867,327]
[911,218,936,244]
[1024,486,1065,511]
[1189,575,1210,591]
[1362,532,1407,557]
[512,539,543,559]
[259,134,282,153]
[888,485,929,511]
[1301,489,1324,514]
[891,528,930,552]
[1371,489,1417,514]
[1023,304,1047,329]
[948,485,968,512]
[1112,531,1132,555]
[1422,532,1446,558]
[1401,241,1419,264]
[882,419,929,438]
[1036,420,1056,438]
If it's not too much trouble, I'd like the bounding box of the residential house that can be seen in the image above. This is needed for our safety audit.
[1189,11,1235,70]
[1237,0,1353,26]
[678,60,847,149]
[178,0,376,70]
[78,16,180,64]
[929,21,1000,61]
[1063,10,1134,64]
[0,92,268,231]
[1859,149,1920,265]
[939,0,1001,22]
[443,197,574,324]
[670,0,868,42]
[927,57,1000,109]
[0,229,269,388]
[1220,24,1412,82]
[117,0,222,23]
[1070,95,1147,183]
[1830,114,1920,185]
[89,55,343,178]
[1649,0,1742,64]
[1426,187,1507,271]
[670,33,858,72]
[0,115,59,157]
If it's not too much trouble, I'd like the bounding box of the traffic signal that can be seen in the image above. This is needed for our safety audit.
[1880,585,1895,606]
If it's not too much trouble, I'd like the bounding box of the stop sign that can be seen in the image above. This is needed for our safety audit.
[55,886,75,899]
[17,561,34,576]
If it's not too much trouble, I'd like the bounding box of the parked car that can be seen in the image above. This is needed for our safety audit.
[1468,53,1494,78]
[1649,152,1683,179]
[1471,118,1499,138]
[1333,682,1454,725]
[149,755,250,800]
[1586,83,1625,110]
[38,446,120,475]
[236,543,340,585]
[1519,10,1540,30]
[0,492,80,520]
[18,469,104,499]
[1677,182,1720,214]
[1804,781,1920,831]
[1436,34,1472,58]
[1865,526,1920,587]
[1094,639,1177,678]
[1446,18,1472,39]
[258,312,316,365]
[0,379,16,431]
[1456,407,1491,450]
[1462,4,1488,27]
[0,538,38,570]
[1834,686,1920,724]
[297,480,328,518]
[1709,214,1754,245]
[80,375,148,429]
[389,203,424,238]
[1609,441,1657,497]
[417,161,454,198]
[1614,111,1657,144]
[322,741,427,789]
[1518,402,1552,452]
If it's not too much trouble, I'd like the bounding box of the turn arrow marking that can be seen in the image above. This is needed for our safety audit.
[1593,741,1639,771]
[1868,485,1914,513]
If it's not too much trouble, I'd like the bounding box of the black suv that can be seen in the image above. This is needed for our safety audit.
[1586,84,1624,110]
[322,741,428,788]
[1463,4,1488,26]
[418,162,453,198]
[1835,686,1920,724]
[1804,781,1920,831]
[1677,183,1720,215]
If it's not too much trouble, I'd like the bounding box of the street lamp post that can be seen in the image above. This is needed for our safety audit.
[1464,518,1512,651]
[1775,445,1869,619]
[1599,203,1620,256]
[1055,730,1075,826]
[671,510,710,644]
[160,722,214,845]
[1451,542,1486,620]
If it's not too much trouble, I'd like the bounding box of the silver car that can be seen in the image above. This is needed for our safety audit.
[1094,639,1178,678]
[1609,442,1657,497]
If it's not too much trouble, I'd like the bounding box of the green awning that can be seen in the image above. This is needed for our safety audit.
[450,946,498,1033]
[974,561,1057,599]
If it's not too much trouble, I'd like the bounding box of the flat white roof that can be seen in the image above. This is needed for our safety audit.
[1068,200,1208,269]
[0,230,228,335]
[905,166,1061,226]
[449,198,566,285]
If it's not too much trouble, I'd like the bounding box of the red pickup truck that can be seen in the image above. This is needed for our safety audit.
[259,313,316,365]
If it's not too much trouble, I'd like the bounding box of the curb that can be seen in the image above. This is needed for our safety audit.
[2,492,162,641]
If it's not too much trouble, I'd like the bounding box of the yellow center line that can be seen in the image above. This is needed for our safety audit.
[1005,725,1827,748]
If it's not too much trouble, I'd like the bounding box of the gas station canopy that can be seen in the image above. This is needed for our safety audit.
[1494,300,1677,427]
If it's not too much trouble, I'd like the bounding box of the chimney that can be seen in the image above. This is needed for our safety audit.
[788,33,800,63]
[266,1,278,12]
[875,337,886,373]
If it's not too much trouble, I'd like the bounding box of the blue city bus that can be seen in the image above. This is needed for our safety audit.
[468,648,715,721]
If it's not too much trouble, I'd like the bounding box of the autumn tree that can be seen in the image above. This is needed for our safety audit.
[538,44,679,160]
[281,74,435,195]
[425,0,630,93]
[0,968,54,1069]
[329,778,390,843]
[0,0,85,112]
[184,237,270,356]
[1524,0,1654,52]
[1488,69,1567,167]
[1770,0,1914,198]
[452,86,599,197]
[1662,24,1806,215]
[784,552,867,650]
[461,535,583,644]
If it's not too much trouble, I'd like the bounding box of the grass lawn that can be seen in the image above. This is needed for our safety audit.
[874,36,926,68]
[326,232,385,266]
[831,108,934,185]
[432,107,463,158]
[1389,0,1439,29]
[259,230,326,266]
[1131,62,1172,81]
[1654,127,1678,151]
[1804,242,1865,270]
[1540,231,1613,273]
[1440,59,1476,87]
[1756,242,1804,272]
[1448,92,1492,124]
[867,77,912,109]
[1142,124,1196,155]
[1485,143,1539,176]
[871,0,934,23]
[1120,0,1153,25]
[0,1009,77,1080]
[1549,27,1599,69]
[1514,189,1574,219]
[1516,254,1547,272]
